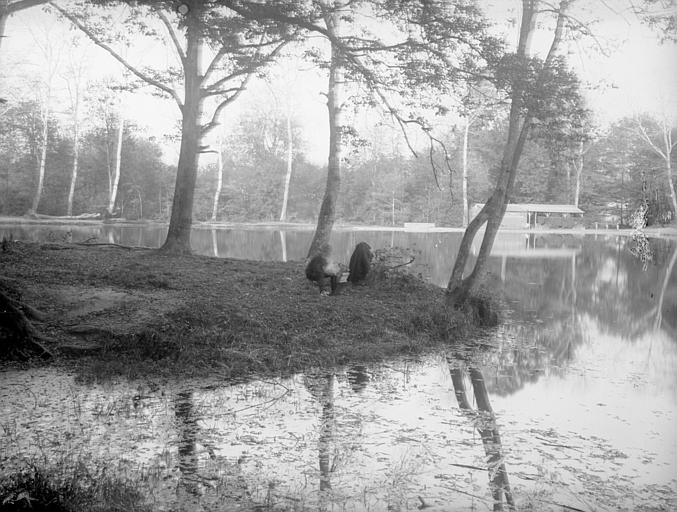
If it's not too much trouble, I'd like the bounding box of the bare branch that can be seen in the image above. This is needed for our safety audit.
[636,118,668,160]
[202,86,243,97]
[204,67,253,93]
[48,1,183,108]
[155,8,186,64]
[202,46,228,85]
[201,77,251,136]
[223,0,463,183]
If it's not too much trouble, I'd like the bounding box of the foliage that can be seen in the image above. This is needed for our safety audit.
[0,96,173,218]
[583,116,676,226]
[633,0,677,42]
[0,462,151,512]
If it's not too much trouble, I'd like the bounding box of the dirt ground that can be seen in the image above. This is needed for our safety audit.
[1,240,470,381]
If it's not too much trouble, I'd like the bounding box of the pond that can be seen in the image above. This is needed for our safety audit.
[1,224,676,511]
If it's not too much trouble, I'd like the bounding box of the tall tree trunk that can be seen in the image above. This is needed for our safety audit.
[461,116,471,227]
[0,7,7,56]
[573,140,585,208]
[636,116,677,219]
[107,112,123,215]
[28,94,49,215]
[663,124,677,217]
[161,4,203,254]
[66,93,80,216]
[279,111,293,222]
[104,110,113,201]
[211,149,223,222]
[307,5,344,259]
[446,0,569,306]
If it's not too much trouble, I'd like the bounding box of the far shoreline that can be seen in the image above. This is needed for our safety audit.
[1,215,676,238]
[0,216,677,238]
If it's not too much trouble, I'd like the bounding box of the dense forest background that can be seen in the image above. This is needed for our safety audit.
[1,4,675,229]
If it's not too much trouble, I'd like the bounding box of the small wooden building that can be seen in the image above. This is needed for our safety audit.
[470,203,584,229]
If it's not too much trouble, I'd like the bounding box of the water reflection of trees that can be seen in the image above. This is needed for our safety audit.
[346,364,370,393]
[303,373,337,510]
[448,360,515,511]
[572,237,676,339]
[480,236,677,395]
[174,390,202,509]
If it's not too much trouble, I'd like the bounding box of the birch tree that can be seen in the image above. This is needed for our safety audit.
[305,0,346,259]
[202,142,224,222]
[636,114,677,220]
[63,35,89,216]
[108,104,123,215]
[25,17,64,215]
[280,110,293,222]
[261,58,307,224]
[455,83,503,227]
[90,81,125,217]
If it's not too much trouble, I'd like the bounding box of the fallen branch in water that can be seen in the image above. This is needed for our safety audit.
[387,256,415,270]
[74,242,153,251]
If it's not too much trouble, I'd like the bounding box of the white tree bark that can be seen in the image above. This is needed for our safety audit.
[29,94,49,214]
[461,116,471,227]
[66,80,82,216]
[211,148,223,222]
[636,116,677,218]
[279,111,293,222]
[307,0,347,258]
[108,109,123,215]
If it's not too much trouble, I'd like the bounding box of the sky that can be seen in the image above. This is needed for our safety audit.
[1,1,676,166]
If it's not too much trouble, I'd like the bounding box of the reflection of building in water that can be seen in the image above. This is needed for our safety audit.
[471,203,584,230]
[472,233,581,282]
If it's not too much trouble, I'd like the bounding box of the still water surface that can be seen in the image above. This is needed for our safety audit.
[1,224,676,511]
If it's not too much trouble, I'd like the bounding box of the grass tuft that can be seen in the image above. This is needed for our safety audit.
[0,462,150,512]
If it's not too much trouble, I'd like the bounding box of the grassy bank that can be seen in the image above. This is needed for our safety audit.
[1,241,479,381]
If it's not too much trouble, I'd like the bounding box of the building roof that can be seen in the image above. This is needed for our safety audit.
[474,203,584,214]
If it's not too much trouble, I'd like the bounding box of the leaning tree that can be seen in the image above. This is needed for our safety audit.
[444,0,677,308]
[445,0,588,306]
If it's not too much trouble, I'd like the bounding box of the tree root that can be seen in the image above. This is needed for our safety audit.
[0,285,53,361]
